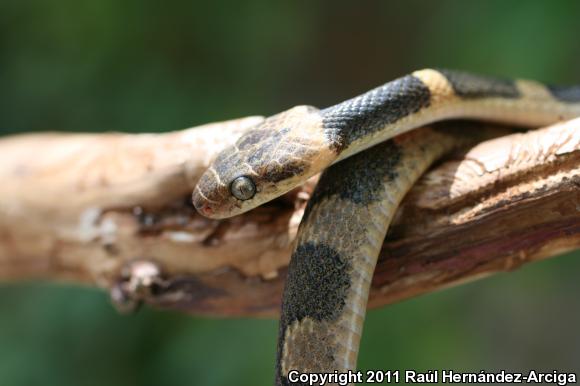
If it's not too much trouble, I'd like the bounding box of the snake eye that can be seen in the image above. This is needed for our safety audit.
[230,176,256,201]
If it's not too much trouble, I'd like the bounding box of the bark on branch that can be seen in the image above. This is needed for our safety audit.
[0,117,578,317]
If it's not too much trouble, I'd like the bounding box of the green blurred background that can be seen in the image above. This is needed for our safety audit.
[1,1,579,385]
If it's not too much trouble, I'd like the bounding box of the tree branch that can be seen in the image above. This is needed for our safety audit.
[0,118,578,317]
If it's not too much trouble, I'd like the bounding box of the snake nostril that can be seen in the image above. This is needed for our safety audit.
[192,190,213,216]
[200,203,214,217]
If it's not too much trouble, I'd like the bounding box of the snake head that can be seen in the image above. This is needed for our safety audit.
[193,105,333,219]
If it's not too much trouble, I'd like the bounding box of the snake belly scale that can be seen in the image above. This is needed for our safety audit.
[191,69,580,385]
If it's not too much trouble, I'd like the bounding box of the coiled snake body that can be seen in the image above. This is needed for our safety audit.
[192,69,580,385]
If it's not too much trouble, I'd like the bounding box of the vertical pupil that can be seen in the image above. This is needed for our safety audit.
[231,176,255,200]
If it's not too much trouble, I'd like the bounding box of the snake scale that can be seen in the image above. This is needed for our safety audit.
[192,69,580,385]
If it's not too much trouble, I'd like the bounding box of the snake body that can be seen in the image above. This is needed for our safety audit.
[193,69,580,219]
[192,69,580,385]
[276,123,498,385]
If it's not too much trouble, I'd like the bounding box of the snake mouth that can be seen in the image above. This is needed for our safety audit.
[192,187,226,219]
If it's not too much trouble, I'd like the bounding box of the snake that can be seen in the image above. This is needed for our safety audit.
[191,69,580,385]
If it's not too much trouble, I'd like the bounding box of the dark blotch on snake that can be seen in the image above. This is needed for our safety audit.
[276,242,350,386]
[547,85,580,103]
[281,242,351,323]
[259,159,307,183]
[321,75,431,152]
[213,151,239,182]
[241,126,309,183]
[437,69,520,99]
[301,140,402,227]
[241,126,291,151]
[237,129,267,150]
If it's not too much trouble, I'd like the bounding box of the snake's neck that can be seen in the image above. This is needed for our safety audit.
[320,68,580,164]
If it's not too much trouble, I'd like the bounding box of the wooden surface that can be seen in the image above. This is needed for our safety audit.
[0,117,578,317]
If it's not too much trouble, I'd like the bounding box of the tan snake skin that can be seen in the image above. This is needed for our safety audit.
[192,69,580,385]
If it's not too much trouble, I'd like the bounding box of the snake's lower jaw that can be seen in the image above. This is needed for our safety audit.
[192,187,249,219]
